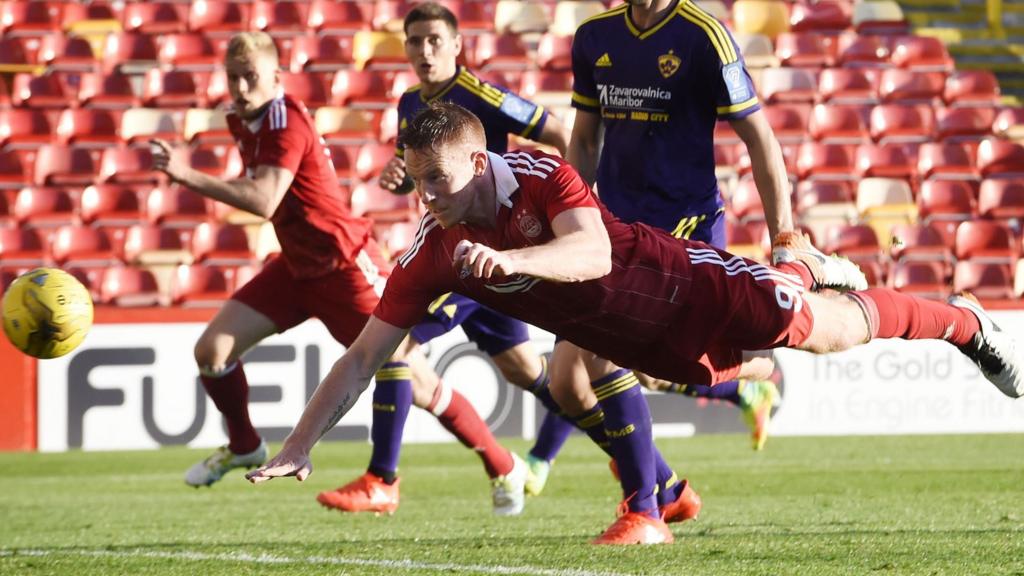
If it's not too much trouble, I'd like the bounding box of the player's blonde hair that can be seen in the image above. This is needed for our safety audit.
[226,31,278,65]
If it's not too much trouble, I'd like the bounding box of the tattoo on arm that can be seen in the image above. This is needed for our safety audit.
[318,392,355,440]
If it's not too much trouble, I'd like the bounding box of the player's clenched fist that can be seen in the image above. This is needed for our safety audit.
[453,239,515,279]
[149,138,188,183]
[378,156,412,193]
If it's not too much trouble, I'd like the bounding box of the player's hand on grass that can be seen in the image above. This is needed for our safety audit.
[453,239,515,279]
[378,157,412,193]
[245,444,312,484]
[149,138,188,183]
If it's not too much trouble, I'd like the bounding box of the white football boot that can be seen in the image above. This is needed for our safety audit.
[948,294,1024,398]
[491,452,528,516]
[185,441,268,487]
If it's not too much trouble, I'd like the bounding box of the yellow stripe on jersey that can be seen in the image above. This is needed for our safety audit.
[405,84,422,95]
[427,292,453,314]
[375,367,413,381]
[519,104,545,137]
[579,3,628,28]
[717,96,760,115]
[456,76,504,108]
[681,0,737,63]
[678,2,736,65]
[593,372,640,401]
[576,409,606,429]
[623,2,680,39]
[671,214,706,239]
[572,91,600,108]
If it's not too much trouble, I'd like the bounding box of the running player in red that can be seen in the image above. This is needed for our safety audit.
[247,103,1024,544]
[153,34,526,515]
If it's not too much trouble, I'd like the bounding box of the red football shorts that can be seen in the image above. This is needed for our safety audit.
[232,240,390,347]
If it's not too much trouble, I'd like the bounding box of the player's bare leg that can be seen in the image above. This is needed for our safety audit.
[185,300,278,487]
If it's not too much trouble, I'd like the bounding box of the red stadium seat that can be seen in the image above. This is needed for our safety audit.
[758,67,818,103]
[352,143,397,182]
[855,143,918,179]
[978,179,1024,221]
[944,70,1001,107]
[57,109,123,148]
[350,182,417,222]
[809,104,868,144]
[824,223,882,262]
[317,108,383,145]
[10,73,75,109]
[99,267,163,306]
[12,187,75,229]
[280,72,330,109]
[39,35,100,73]
[103,33,160,74]
[818,68,879,105]
[122,225,191,265]
[869,104,935,144]
[159,34,220,72]
[329,69,399,109]
[472,33,531,71]
[290,35,354,73]
[763,104,811,145]
[0,109,56,150]
[536,34,574,72]
[789,1,851,33]
[917,179,977,247]
[889,36,953,72]
[191,222,253,265]
[917,142,978,180]
[188,1,251,37]
[0,1,61,37]
[308,0,373,36]
[953,261,1014,301]
[852,1,909,35]
[60,2,121,28]
[326,144,361,184]
[33,145,99,187]
[796,143,857,180]
[77,72,140,110]
[251,1,310,37]
[122,2,188,34]
[171,264,232,307]
[120,109,183,147]
[373,219,421,262]
[794,180,855,213]
[935,107,995,142]
[99,148,161,185]
[178,148,226,179]
[0,150,32,189]
[775,32,832,68]
[889,223,952,263]
[992,107,1024,140]
[877,69,945,104]
[143,69,205,109]
[888,261,948,299]
[955,220,1016,262]
[51,226,120,267]
[977,139,1024,179]
[0,192,12,228]
[0,37,34,71]
[146,186,210,227]
[837,33,891,68]
[0,228,47,266]
[80,184,145,229]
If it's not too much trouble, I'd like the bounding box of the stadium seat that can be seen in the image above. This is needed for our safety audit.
[77,72,140,109]
[851,0,907,35]
[103,33,160,74]
[992,107,1024,140]
[855,143,918,179]
[758,67,817,103]
[0,109,57,150]
[231,263,263,290]
[0,192,12,228]
[250,1,309,37]
[733,32,778,68]
[976,139,1024,179]
[188,0,251,38]
[823,223,882,263]
[349,182,418,222]
[889,223,952,263]
[869,104,935,144]
[518,69,573,108]
[146,186,210,227]
[953,261,1014,301]
[817,68,878,105]
[943,70,1001,107]
[57,109,123,148]
[119,109,183,147]
[877,69,945,104]
[280,72,330,109]
[789,1,851,33]
[0,1,62,37]
[39,35,100,73]
[796,143,857,180]
[10,73,75,109]
[917,142,979,180]
[316,107,382,145]
[494,0,550,34]
[171,264,232,307]
[190,222,253,266]
[935,107,995,143]
[32,145,99,187]
[729,179,766,223]
[12,187,75,229]
[809,104,869,144]
[99,267,163,306]
[290,35,355,73]
[121,2,188,34]
[329,69,398,109]
[179,147,228,179]
[536,34,574,72]
[159,34,220,72]
[352,31,407,71]
[549,1,605,36]
[80,184,145,229]
[352,143,399,183]
[326,144,361,184]
[757,104,806,146]
[51,225,120,268]
[855,176,917,243]
[732,0,790,39]
[143,69,206,109]
[99,148,160,185]
[916,179,977,248]
[183,109,232,146]
[122,224,191,265]
[0,149,32,189]
[472,32,532,71]
[954,220,1016,262]
[889,36,954,72]
[0,37,37,75]
[978,179,1024,222]
[888,261,948,299]
[0,228,47,266]
[775,32,832,69]
[373,219,421,262]
[836,33,892,68]
[307,0,373,36]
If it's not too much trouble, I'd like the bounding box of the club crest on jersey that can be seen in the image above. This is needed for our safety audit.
[516,211,542,238]
[658,51,681,79]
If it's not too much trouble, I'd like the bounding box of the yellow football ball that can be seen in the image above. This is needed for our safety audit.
[2,268,94,359]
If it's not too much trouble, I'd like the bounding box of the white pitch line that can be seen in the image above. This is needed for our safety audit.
[0,548,638,576]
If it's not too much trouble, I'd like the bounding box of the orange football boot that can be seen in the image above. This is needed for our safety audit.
[316,472,400,515]
[592,512,673,545]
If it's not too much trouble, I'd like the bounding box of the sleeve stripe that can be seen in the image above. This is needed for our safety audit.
[456,77,504,108]
[717,96,759,115]
[572,92,600,107]
[678,3,736,64]
[519,104,545,137]
[683,1,737,62]
[397,214,439,268]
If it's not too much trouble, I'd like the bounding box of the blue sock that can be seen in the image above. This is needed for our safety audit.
[367,362,412,484]
[525,357,574,462]
[668,379,742,405]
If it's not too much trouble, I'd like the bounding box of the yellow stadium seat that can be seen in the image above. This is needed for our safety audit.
[495,0,549,34]
[182,108,229,143]
[856,178,918,244]
[732,0,790,39]
[733,32,778,68]
[550,1,606,36]
[695,0,731,23]
[352,31,406,71]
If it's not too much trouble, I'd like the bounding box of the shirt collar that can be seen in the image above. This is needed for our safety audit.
[245,88,286,132]
[488,151,518,210]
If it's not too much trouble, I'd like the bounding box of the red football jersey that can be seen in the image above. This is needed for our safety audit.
[375,150,811,385]
[227,94,373,279]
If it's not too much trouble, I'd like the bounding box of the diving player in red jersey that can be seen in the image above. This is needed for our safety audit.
[246,103,1024,544]
[153,34,526,514]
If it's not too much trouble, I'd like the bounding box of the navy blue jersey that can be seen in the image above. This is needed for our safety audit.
[396,66,549,158]
[571,0,760,233]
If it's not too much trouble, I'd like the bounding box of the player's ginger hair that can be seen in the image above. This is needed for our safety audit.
[226,31,278,64]
[403,102,486,153]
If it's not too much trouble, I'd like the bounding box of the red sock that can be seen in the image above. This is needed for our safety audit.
[428,382,513,478]
[200,361,262,454]
[774,261,815,290]
[847,288,980,346]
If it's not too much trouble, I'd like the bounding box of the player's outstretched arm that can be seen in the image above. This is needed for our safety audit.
[150,138,294,219]
[730,111,794,242]
[565,110,602,188]
[536,113,570,157]
[246,317,410,484]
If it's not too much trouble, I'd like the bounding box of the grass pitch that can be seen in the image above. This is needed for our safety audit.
[1,434,1022,575]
